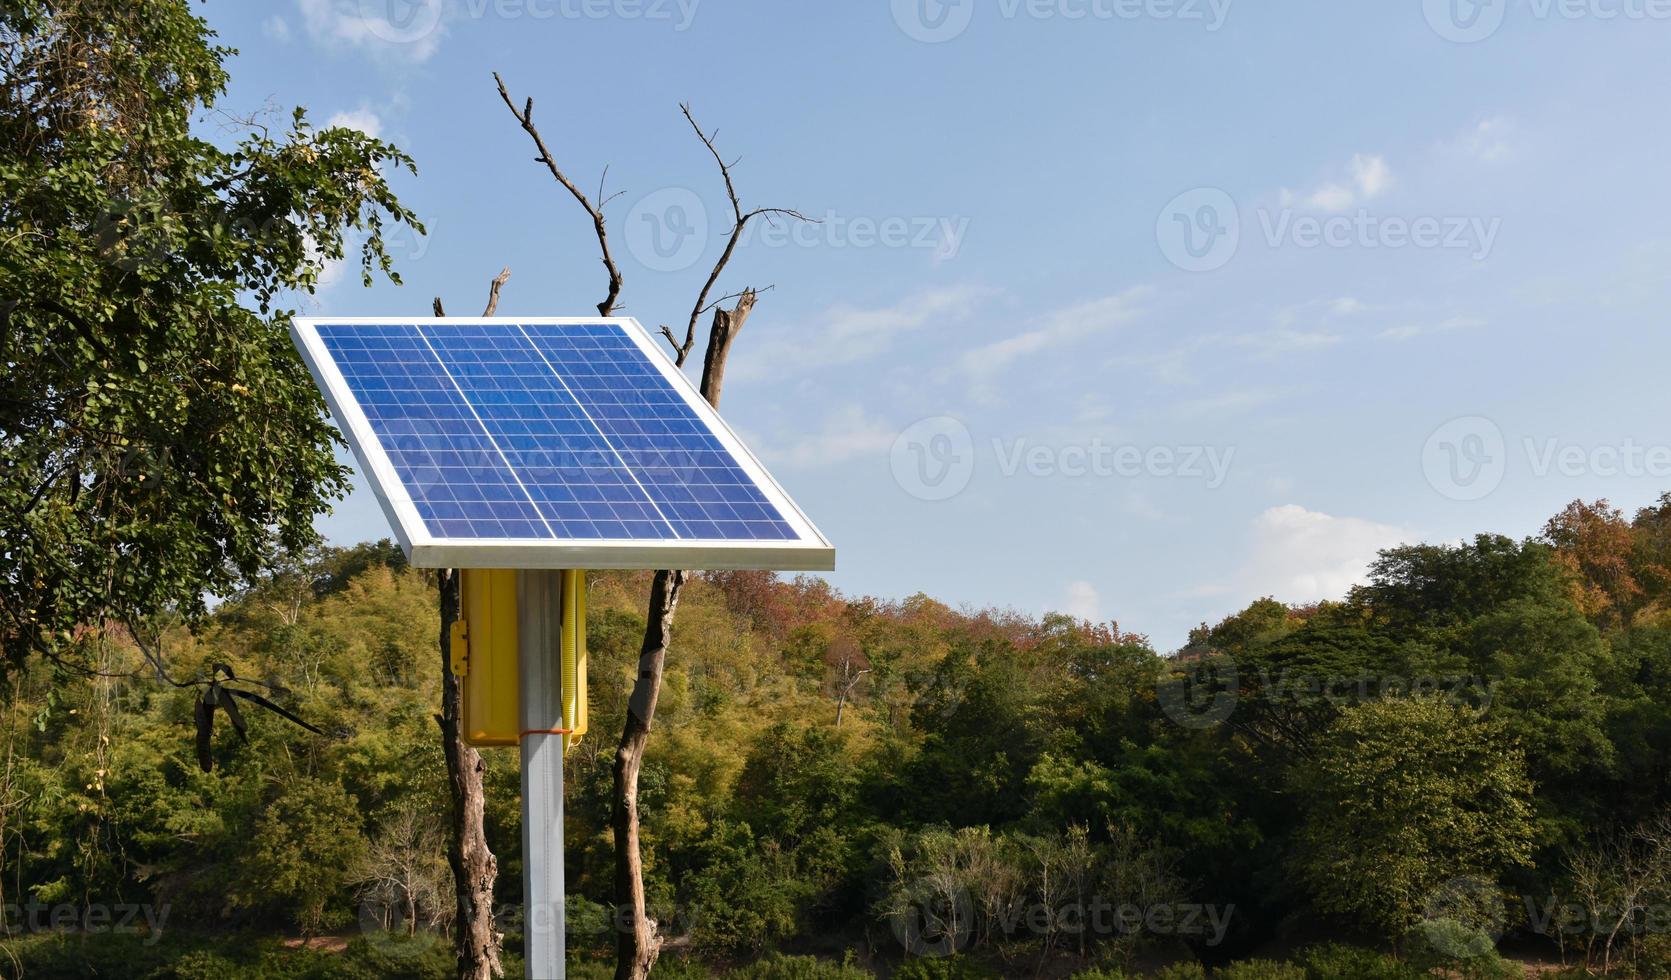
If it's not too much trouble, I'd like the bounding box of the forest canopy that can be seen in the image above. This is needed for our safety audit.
[4,496,1671,977]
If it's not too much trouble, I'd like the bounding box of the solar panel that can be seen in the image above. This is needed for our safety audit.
[290,317,834,571]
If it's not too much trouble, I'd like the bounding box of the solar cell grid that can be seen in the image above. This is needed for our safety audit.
[302,320,813,563]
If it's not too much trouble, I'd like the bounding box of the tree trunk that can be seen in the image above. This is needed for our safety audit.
[612,567,687,979]
[697,289,754,407]
[614,290,759,979]
[437,568,505,979]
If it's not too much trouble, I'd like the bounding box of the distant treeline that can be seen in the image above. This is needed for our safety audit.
[6,496,1671,978]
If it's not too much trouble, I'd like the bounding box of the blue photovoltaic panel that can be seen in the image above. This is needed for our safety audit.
[524,326,795,541]
[312,322,799,544]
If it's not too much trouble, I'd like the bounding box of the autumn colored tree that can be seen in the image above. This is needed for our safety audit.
[1544,499,1649,631]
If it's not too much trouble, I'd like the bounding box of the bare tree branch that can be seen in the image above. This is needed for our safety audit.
[494,72,623,317]
[482,267,512,316]
[432,267,514,320]
[666,103,810,368]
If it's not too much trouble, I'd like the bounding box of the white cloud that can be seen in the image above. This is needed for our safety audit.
[325,108,384,139]
[1062,581,1101,621]
[1452,116,1517,164]
[262,15,292,42]
[1230,505,1411,605]
[304,236,350,294]
[1118,490,1168,522]
[1272,295,1373,329]
[298,0,446,63]
[1379,315,1486,341]
[1231,328,1342,356]
[733,284,994,381]
[958,286,1150,377]
[1173,386,1291,419]
[757,405,898,469]
[1281,154,1394,213]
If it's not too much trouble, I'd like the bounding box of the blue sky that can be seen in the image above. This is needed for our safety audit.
[212,0,1671,651]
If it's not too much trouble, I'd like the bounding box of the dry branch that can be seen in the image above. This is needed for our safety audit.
[493,72,623,317]
[660,103,809,367]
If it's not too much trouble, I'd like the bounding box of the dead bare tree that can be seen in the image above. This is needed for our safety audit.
[1562,816,1671,974]
[828,635,871,726]
[431,266,512,980]
[491,74,808,980]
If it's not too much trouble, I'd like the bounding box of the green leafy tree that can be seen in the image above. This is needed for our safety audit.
[1351,535,1566,636]
[239,776,369,935]
[1292,696,1535,940]
[0,0,420,671]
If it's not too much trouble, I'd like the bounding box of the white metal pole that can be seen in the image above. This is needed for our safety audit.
[519,569,565,979]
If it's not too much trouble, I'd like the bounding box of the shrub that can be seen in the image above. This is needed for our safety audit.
[1066,970,1132,980]
[726,952,875,979]
[330,935,456,979]
[1212,960,1305,980]
[1404,920,1519,980]
[1633,932,1671,978]
[651,956,718,980]
[1151,963,1208,980]
[160,950,247,980]
[1293,944,1422,980]
[564,960,618,980]
[889,956,997,980]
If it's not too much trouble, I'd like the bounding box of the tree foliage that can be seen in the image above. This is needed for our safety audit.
[9,493,1671,974]
[0,0,420,672]
[1291,696,1535,938]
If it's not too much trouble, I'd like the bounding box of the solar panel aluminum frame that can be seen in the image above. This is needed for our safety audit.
[290,316,835,572]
